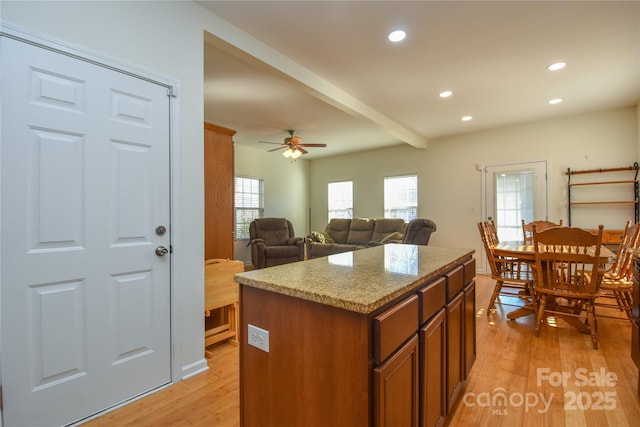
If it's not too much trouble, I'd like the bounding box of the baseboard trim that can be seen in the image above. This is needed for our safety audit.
[181,358,209,380]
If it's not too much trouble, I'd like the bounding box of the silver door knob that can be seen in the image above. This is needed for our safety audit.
[155,246,169,256]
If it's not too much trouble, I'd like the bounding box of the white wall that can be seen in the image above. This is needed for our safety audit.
[234,144,310,265]
[1,0,224,382]
[309,106,639,267]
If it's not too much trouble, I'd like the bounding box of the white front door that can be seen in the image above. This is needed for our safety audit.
[1,36,172,426]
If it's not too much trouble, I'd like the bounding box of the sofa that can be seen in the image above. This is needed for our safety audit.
[306,218,406,259]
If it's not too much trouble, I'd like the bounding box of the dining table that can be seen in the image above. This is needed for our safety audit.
[490,240,615,321]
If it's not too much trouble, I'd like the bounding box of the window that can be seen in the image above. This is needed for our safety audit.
[384,175,417,221]
[235,177,264,240]
[328,181,353,221]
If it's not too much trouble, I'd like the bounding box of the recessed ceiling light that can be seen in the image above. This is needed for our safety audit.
[548,98,563,105]
[461,115,473,122]
[388,30,406,42]
[439,90,453,98]
[548,62,566,71]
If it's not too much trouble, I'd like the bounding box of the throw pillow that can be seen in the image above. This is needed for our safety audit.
[381,232,404,243]
[311,231,326,243]
[322,231,335,243]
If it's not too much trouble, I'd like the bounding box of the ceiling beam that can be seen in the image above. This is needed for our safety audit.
[203,13,429,150]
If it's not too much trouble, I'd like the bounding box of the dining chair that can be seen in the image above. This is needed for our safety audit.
[482,219,499,245]
[478,221,534,317]
[522,219,563,244]
[532,224,605,349]
[596,221,639,320]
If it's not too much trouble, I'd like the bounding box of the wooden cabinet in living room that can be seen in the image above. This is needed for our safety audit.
[204,121,236,260]
[203,122,240,350]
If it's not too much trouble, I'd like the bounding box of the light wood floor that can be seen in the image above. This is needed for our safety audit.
[84,274,640,426]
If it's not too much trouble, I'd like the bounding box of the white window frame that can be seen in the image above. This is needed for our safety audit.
[328,180,353,222]
[384,175,418,221]
[235,176,264,240]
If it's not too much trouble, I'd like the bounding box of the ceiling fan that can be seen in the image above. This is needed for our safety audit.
[259,130,327,159]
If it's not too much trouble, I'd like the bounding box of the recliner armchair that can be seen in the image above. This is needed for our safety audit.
[402,218,437,245]
[249,218,304,269]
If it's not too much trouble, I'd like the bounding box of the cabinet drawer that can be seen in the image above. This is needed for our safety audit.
[418,277,446,325]
[462,257,476,285]
[374,294,419,364]
[445,265,464,302]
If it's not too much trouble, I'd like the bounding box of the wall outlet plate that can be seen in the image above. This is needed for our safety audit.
[248,324,270,353]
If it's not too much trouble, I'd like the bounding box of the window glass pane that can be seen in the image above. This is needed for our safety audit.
[384,175,417,221]
[495,171,534,241]
[235,177,264,239]
[328,181,353,222]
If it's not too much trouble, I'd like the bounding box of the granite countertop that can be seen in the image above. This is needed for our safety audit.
[234,244,474,314]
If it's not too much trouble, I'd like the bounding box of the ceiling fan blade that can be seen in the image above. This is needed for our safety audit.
[298,143,327,148]
[268,146,287,152]
[297,147,309,154]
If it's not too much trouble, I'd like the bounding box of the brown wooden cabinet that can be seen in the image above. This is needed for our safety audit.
[204,122,236,260]
[420,308,446,427]
[374,334,419,427]
[238,248,476,427]
[446,291,464,413]
[464,280,476,379]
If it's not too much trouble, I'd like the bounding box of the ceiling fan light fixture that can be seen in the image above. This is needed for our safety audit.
[282,148,302,159]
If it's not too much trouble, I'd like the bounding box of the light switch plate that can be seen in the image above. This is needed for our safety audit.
[248,324,270,352]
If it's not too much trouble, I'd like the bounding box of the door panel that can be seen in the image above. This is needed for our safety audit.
[1,36,171,426]
[484,161,548,241]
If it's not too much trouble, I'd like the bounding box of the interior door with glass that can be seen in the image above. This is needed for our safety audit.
[484,161,548,242]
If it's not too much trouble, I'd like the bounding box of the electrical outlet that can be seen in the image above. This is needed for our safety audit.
[248,324,270,353]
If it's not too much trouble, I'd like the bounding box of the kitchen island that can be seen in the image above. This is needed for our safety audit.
[234,244,475,427]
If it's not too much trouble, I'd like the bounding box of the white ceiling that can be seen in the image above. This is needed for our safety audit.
[200,1,640,159]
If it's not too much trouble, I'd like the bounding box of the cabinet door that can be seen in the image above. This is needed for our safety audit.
[446,292,464,413]
[464,280,476,379]
[204,122,235,260]
[420,309,446,427]
[374,334,419,427]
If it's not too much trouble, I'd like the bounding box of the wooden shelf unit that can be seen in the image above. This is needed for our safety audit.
[566,164,639,238]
